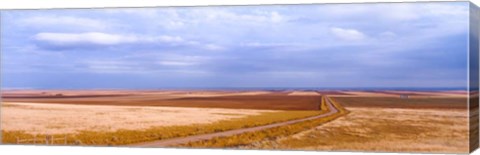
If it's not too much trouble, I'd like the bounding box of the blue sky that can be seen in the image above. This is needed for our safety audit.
[0,2,471,89]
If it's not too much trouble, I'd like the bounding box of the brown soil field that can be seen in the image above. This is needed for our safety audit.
[328,90,467,98]
[365,90,432,96]
[1,90,263,98]
[2,90,321,110]
[287,91,320,96]
[163,95,321,110]
[248,107,469,153]
[328,91,399,97]
[316,91,351,95]
[360,91,468,98]
[333,97,467,109]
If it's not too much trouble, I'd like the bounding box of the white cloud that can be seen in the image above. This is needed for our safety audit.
[82,54,210,74]
[204,44,224,51]
[420,3,469,17]
[19,16,108,30]
[34,32,138,45]
[158,55,209,65]
[330,27,367,41]
[104,8,160,18]
[243,42,289,47]
[33,32,225,51]
[164,20,185,29]
[195,9,288,24]
[157,61,196,66]
[185,41,225,51]
[379,5,419,21]
[33,32,185,46]
[155,35,184,42]
[82,60,141,74]
[270,11,284,23]
[317,3,467,22]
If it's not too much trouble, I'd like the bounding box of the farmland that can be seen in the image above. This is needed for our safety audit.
[0,89,471,153]
[1,90,325,145]
[1,102,278,134]
[2,90,321,110]
[333,97,467,109]
[181,96,348,148]
[1,102,324,145]
[242,95,470,153]
[250,107,468,153]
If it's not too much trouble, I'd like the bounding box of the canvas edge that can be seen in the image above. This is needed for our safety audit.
[468,1,480,153]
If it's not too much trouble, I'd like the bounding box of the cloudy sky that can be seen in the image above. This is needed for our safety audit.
[0,2,471,89]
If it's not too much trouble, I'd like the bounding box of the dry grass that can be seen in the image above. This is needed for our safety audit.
[252,107,469,153]
[1,102,275,134]
[181,97,348,148]
[1,102,323,145]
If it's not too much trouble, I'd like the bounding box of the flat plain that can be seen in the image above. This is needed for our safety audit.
[2,90,321,110]
[247,107,468,153]
[1,102,277,134]
[1,90,324,145]
[0,89,471,153]
[241,92,470,153]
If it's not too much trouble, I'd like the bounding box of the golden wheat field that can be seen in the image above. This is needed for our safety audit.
[0,91,325,145]
[1,102,278,134]
[245,107,469,153]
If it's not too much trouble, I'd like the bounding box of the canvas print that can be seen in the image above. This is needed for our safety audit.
[0,2,479,154]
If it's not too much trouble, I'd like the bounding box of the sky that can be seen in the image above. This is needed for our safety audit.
[0,2,471,89]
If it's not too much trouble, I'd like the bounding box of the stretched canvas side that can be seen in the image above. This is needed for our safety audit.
[469,2,480,153]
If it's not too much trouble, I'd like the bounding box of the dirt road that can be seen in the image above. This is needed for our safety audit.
[128,96,341,147]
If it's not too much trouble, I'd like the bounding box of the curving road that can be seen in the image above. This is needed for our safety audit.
[128,96,340,147]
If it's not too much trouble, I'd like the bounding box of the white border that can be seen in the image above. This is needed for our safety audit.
[0,0,473,9]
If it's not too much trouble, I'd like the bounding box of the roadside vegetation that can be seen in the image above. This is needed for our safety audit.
[255,107,469,153]
[180,97,349,148]
[2,109,324,145]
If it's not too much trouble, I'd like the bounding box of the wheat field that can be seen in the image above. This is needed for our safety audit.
[249,107,469,153]
[1,102,277,134]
